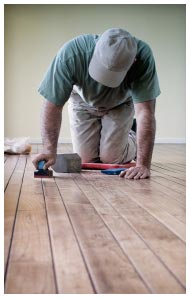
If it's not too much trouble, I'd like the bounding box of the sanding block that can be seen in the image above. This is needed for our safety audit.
[34,160,53,178]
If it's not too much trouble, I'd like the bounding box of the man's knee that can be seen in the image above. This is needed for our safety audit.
[74,148,100,163]
[100,138,136,164]
[100,150,121,164]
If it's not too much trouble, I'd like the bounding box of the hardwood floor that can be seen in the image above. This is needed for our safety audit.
[4,144,186,294]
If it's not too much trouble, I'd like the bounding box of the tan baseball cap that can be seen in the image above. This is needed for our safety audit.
[89,28,137,88]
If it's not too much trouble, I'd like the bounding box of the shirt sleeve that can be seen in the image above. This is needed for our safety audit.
[38,54,75,106]
[128,43,161,103]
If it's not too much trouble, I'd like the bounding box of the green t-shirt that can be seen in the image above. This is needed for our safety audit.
[38,34,161,108]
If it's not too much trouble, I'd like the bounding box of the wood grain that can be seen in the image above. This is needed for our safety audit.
[42,181,94,293]
[73,175,185,293]
[80,172,186,287]
[4,155,19,190]
[4,155,27,269]
[4,144,186,294]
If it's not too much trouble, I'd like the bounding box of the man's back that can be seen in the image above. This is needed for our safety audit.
[38,33,160,108]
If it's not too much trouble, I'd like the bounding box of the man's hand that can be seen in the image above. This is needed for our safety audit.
[119,165,150,179]
[32,153,56,170]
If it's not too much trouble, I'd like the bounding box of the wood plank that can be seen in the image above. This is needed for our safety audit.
[5,209,56,294]
[109,197,185,286]
[65,203,149,294]
[152,152,185,164]
[18,155,45,211]
[55,176,150,294]
[119,189,185,241]
[152,145,185,164]
[5,154,56,294]
[154,144,185,153]
[5,262,56,294]
[153,162,185,174]
[72,174,185,293]
[104,177,186,228]
[150,176,185,195]
[4,155,19,190]
[151,165,185,185]
[81,172,186,287]
[42,180,94,294]
[87,176,186,241]
[7,210,53,263]
[118,176,185,207]
[4,155,27,270]
[4,143,186,294]
[151,171,185,187]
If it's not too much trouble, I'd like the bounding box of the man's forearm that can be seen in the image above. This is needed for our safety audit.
[136,113,156,169]
[120,100,156,179]
[41,99,63,154]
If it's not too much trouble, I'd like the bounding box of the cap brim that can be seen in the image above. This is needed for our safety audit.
[89,54,127,88]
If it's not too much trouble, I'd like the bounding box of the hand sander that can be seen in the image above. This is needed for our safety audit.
[34,160,53,178]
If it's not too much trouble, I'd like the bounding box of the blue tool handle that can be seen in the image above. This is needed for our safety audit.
[38,160,46,170]
[101,168,128,175]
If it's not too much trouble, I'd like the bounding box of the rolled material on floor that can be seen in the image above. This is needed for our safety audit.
[81,162,136,170]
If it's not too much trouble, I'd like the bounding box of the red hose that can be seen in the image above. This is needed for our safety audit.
[81,162,136,170]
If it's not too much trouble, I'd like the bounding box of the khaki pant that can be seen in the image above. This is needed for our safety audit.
[68,93,137,163]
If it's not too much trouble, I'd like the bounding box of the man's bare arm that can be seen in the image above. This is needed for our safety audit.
[135,99,156,168]
[33,99,63,169]
[120,99,156,179]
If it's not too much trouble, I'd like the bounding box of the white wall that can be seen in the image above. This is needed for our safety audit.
[4,4,186,143]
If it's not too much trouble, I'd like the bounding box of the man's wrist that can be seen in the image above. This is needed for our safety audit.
[136,160,151,169]
[42,144,57,155]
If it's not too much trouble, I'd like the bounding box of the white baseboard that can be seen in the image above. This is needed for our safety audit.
[30,137,186,144]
